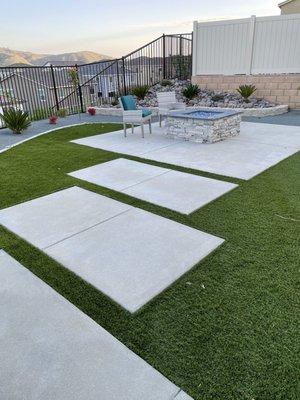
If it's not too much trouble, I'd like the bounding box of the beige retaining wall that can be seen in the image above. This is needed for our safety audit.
[192,74,300,109]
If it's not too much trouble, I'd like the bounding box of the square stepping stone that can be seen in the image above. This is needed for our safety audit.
[0,250,192,399]
[69,158,169,191]
[0,186,131,249]
[69,158,237,214]
[46,208,224,312]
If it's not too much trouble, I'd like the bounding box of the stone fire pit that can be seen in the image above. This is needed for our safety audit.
[165,109,242,143]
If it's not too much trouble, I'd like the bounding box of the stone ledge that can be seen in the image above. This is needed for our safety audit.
[92,104,288,118]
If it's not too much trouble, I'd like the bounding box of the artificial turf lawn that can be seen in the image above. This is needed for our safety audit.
[0,123,299,400]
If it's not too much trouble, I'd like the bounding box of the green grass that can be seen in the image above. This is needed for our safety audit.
[0,123,299,400]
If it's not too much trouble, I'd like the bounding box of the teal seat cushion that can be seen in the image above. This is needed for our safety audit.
[121,95,137,111]
[142,108,152,118]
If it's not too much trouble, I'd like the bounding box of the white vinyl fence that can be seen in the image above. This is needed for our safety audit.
[192,14,300,75]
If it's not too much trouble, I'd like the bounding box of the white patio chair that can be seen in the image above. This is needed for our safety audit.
[119,96,152,138]
[157,91,186,127]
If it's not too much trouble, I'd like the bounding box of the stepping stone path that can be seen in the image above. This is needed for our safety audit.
[0,250,193,400]
[69,158,237,214]
[0,187,223,312]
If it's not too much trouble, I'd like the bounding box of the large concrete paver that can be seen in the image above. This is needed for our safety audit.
[0,186,131,249]
[69,158,237,214]
[0,250,192,400]
[0,187,223,312]
[46,207,224,312]
[72,122,300,180]
[69,158,169,191]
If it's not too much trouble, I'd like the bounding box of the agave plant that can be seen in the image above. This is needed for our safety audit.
[237,84,257,103]
[131,85,149,100]
[0,109,31,134]
[182,84,200,102]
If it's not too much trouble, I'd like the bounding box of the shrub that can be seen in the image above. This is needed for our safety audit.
[57,108,68,118]
[161,79,172,87]
[111,98,119,107]
[237,84,256,102]
[211,94,224,102]
[0,108,31,134]
[87,107,96,116]
[182,84,200,101]
[131,85,149,100]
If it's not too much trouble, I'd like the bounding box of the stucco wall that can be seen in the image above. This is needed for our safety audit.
[192,74,300,109]
[280,0,300,14]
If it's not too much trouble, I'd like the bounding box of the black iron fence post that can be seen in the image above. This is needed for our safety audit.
[122,57,127,95]
[75,64,84,113]
[162,34,166,79]
[50,64,60,111]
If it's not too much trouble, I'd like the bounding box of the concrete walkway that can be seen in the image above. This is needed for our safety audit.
[0,250,193,400]
[0,113,122,152]
[0,110,299,153]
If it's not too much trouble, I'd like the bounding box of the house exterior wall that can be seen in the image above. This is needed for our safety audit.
[192,74,300,108]
[280,0,300,14]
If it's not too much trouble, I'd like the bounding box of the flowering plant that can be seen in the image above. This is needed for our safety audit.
[87,107,96,116]
[49,115,58,124]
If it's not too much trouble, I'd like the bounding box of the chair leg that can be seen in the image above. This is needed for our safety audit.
[159,114,162,127]
[149,119,152,134]
[123,123,127,137]
[131,123,134,134]
[141,123,144,138]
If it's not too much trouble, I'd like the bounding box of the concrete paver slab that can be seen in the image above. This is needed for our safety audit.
[46,208,224,312]
[0,250,192,400]
[69,158,169,191]
[0,186,131,249]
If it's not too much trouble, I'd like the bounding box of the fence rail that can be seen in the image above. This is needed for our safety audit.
[0,33,192,125]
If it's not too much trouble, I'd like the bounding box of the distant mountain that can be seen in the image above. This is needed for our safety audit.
[0,48,112,67]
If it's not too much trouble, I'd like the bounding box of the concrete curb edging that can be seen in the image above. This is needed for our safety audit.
[0,121,120,155]
[94,104,289,118]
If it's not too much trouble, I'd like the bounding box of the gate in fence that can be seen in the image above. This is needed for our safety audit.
[0,33,192,125]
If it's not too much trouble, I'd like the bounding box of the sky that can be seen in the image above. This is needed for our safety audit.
[0,0,280,57]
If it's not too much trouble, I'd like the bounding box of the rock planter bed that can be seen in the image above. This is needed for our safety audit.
[92,79,288,118]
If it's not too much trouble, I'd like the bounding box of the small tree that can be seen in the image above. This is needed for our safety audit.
[68,67,81,119]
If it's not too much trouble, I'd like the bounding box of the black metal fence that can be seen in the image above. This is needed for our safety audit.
[0,33,192,124]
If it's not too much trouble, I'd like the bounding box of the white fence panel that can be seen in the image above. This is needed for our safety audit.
[251,15,300,74]
[193,14,300,75]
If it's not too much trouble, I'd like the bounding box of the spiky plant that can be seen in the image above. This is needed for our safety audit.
[182,84,200,101]
[0,109,31,134]
[131,85,149,100]
[237,84,257,103]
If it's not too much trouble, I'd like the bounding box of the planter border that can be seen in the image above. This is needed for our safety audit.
[93,104,289,118]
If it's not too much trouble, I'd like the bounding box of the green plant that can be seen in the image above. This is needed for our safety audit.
[237,84,257,103]
[0,108,31,134]
[57,108,68,118]
[68,67,79,87]
[111,98,119,106]
[161,79,172,87]
[211,94,224,102]
[182,84,200,101]
[131,85,149,100]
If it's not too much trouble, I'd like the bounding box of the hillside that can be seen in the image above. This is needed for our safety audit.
[0,48,112,67]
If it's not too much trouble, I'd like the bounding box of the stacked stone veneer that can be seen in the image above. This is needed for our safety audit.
[192,74,300,109]
[165,114,241,144]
